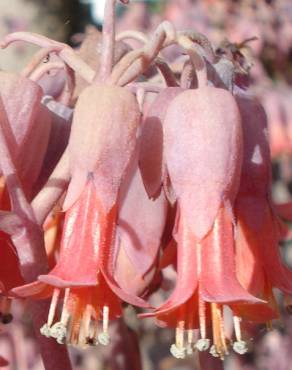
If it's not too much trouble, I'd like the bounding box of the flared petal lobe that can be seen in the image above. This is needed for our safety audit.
[0,232,24,294]
[39,179,105,287]
[200,207,262,304]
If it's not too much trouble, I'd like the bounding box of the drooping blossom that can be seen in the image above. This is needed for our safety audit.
[0,12,180,351]
[233,90,292,319]
[0,2,291,368]
[142,85,264,359]
[114,161,168,297]
[12,83,150,346]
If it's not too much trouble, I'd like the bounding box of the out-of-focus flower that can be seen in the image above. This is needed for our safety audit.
[0,355,8,367]
[233,92,292,318]
[0,178,23,326]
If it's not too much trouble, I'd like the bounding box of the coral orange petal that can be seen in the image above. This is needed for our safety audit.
[39,179,104,286]
[99,206,152,308]
[151,211,198,313]
[200,207,263,304]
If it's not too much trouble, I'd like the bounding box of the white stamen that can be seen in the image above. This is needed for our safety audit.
[50,322,67,344]
[98,306,110,346]
[47,288,60,327]
[176,321,185,349]
[60,288,71,326]
[186,330,194,355]
[233,316,242,342]
[195,338,211,352]
[102,305,109,334]
[40,323,51,338]
[170,344,186,359]
[198,298,207,340]
[233,340,248,355]
[209,344,220,358]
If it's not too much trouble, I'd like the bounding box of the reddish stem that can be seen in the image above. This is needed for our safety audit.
[21,47,57,78]
[155,58,179,87]
[114,22,176,86]
[31,150,70,226]
[180,59,197,89]
[94,0,116,83]
[29,61,64,81]
[30,62,75,106]
[1,32,94,83]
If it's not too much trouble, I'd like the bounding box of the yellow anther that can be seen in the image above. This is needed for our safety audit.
[211,303,228,359]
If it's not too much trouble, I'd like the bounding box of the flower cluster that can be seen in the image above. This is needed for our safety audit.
[0,0,291,365]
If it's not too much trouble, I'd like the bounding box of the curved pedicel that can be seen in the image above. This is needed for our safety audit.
[1,32,95,83]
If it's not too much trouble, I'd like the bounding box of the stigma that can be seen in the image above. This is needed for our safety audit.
[40,288,111,347]
[170,299,249,359]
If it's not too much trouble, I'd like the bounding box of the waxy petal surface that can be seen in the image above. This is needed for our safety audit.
[152,210,198,313]
[164,86,243,240]
[39,179,104,287]
[19,104,52,198]
[235,93,270,197]
[232,214,279,322]
[235,91,292,293]
[139,87,184,198]
[200,207,262,304]
[238,199,292,294]
[99,205,151,308]
[0,72,42,151]
[116,164,168,275]
[64,85,140,213]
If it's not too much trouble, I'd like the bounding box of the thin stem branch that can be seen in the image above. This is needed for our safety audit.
[21,47,56,78]
[94,0,116,83]
[31,150,70,226]
[1,32,95,83]
[0,210,22,234]
[180,59,197,89]
[110,21,176,86]
[177,35,207,87]
[155,57,178,87]
[29,62,65,82]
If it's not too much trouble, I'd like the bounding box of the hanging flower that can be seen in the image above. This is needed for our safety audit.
[142,86,267,359]
[13,176,149,346]
[233,92,292,318]
[114,161,168,297]
[12,83,150,346]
